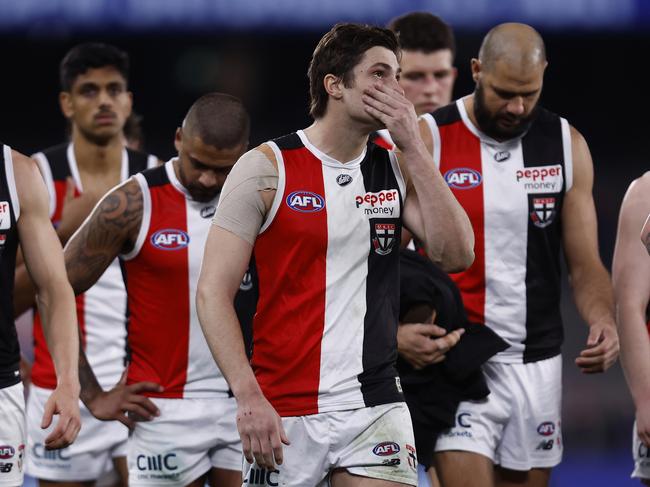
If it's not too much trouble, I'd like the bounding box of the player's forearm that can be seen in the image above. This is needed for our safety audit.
[619,306,650,408]
[569,261,615,328]
[403,145,474,272]
[78,342,104,409]
[37,279,79,386]
[13,263,37,316]
[197,287,262,399]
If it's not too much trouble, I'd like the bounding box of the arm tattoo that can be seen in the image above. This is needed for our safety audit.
[66,181,143,294]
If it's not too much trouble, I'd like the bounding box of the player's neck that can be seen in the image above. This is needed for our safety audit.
[303,116,368,164]
[72,132,124,174]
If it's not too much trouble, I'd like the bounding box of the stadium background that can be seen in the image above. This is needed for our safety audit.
[1,0,648,485]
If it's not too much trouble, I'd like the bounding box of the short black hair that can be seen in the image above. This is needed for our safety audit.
[183,93,250,149]
[60,43,129,92]
[388,12,455,58]
[308,23,399,119]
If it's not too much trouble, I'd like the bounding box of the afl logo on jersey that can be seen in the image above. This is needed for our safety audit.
[151,229,190,250]
[286,191,325,213]
[444,168,482,189]
[336,174,353,186]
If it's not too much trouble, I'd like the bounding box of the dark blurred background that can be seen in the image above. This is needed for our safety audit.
[3,0,649,485]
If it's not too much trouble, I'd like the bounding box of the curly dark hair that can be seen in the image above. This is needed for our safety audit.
[60,43,129,91]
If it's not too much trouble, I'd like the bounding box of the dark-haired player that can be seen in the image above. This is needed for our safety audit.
[197,22,474,487]
[17,43,157,487]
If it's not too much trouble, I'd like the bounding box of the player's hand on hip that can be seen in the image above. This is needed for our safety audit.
[41,380,81,450]
[575,321,619,373]
[88,369,162,429]
[237,390,290,470]
[362,82,420,153]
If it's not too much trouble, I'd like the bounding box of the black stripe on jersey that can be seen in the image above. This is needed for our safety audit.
[0,146,21,387]
[141,164,170,188]
[41,143,71,181]
[357,143,404,406]
[272,133,303,151]
[521,108,565,363]
[429,103,461,127]
[126,148,151,176]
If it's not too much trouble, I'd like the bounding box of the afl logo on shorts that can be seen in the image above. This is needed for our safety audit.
[373,441,401,456]
[151,229,190,250]
[537,422,555,436]
[286,191,325,213]
[444,168,482,189]
[0,446,14,459]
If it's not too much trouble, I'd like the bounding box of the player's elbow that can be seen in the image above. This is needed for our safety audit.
[440,246,475,273]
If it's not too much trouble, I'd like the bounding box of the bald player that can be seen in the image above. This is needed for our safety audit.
[420,23,618,487]
[613,174,650,484]
[63,93,252,487]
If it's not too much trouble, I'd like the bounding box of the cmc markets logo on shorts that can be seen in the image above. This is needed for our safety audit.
[244,467,279,486]
[537,421,555,436]
[516,164,563,193]
[286,190,325,213]
[151,229,190,250]
[355,189,400,217]
[0,446,14,460]
[444,168,482,189]
[372,441,401,456]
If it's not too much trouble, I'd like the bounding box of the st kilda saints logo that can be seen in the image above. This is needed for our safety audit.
[372,223,396,255]
[530,197,556,228]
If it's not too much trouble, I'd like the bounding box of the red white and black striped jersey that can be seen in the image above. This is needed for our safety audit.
[122,160,257,398]
[252,130,406,416]
[31,143,156,390]
[423,98,573,363]
[0,145,21,389]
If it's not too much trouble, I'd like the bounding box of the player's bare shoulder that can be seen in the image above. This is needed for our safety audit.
[11,151,49,213]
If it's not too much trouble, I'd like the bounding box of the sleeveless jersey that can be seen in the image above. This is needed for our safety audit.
[422,98,573,363]
[252,130,405,417]
[122,160,257,398]
[31,143,156,389]
[0,145,21,389]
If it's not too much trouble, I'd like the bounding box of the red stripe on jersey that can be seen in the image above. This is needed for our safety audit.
[125,185,190,398]
[253,147,327,416]
[439,121,486,325]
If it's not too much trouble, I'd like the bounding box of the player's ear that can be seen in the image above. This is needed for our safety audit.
[470,58,481,84]
[324,74,344,101]
[174,128,183,153]
[59,91,74,119]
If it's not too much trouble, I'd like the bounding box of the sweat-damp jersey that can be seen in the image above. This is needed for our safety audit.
[423,98,573,363]
[31,143,156,389]
[251,130,406,416]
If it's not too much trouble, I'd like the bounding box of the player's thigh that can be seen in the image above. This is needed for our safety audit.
[207,466,241,487]
[330,469,408,487]
[495,467,550,487]
[37,481,95,487]
[435,450,495,487]
[427,466,441,487]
